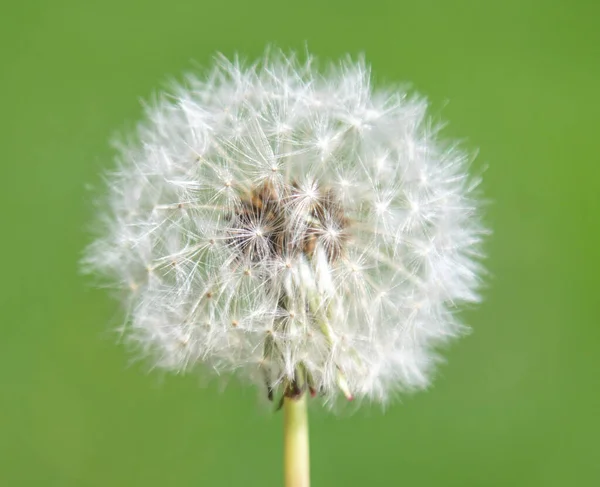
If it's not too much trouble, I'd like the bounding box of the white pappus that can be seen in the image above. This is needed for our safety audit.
[83,48,486,407]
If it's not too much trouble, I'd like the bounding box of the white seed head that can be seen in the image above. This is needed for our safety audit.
[83,49,486,406]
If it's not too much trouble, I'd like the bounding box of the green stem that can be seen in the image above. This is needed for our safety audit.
[283,394,310,487]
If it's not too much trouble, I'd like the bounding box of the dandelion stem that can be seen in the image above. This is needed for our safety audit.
[283,394,310,487]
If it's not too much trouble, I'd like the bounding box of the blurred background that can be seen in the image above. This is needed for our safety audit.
[1,0,598,485]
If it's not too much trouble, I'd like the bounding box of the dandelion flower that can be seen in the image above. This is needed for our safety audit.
[84,49,486,409]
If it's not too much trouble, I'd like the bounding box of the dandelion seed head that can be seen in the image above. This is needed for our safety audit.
[83,48,486,407]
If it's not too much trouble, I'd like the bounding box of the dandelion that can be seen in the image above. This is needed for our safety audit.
[84,48,486,487]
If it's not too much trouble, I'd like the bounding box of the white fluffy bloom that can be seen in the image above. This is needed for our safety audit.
[84,49,486,406]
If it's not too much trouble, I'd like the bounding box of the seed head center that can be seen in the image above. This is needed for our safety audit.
[227,181,349,264]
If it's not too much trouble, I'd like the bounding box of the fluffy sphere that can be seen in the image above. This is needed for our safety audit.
[84,49,486,406]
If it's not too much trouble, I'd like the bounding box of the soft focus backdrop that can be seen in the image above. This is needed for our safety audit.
[1,1,598,486]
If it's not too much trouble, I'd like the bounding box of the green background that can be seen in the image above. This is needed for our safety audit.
[1,1,598,485]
